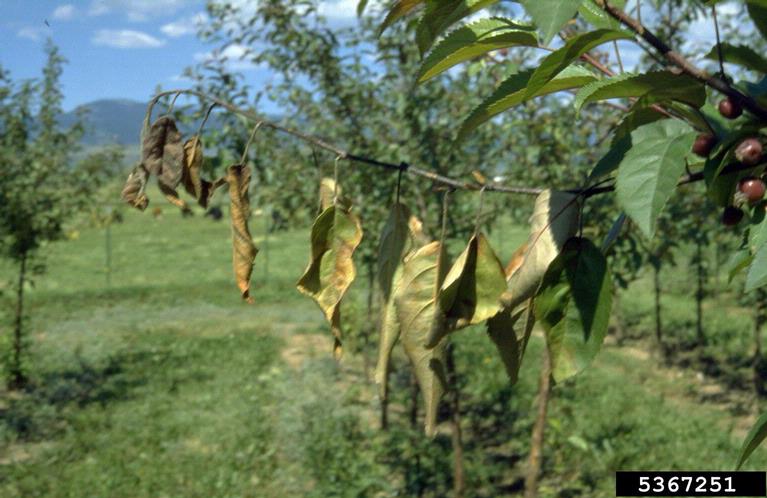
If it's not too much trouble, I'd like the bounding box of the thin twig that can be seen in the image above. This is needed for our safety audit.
[597,0,767,120]
[712,5,726,78]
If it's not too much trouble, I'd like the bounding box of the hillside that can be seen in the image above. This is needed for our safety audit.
[60,99,146,146]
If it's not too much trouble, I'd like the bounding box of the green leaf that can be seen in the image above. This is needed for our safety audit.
[415,0,500,55]
[525,29,632,99]
[375,264,405,400]
[615,120,696,237]
[417,17,538,83]
[357,0,369,17]
[578,0,627,30]
[458,65,596,140]
[574,71,706,113]
[505,190,580,311]
[746,244,767,291]
[522,0,582,45]
[705,43,767,75]
[427,232,507,346]
[736,411,767,469]
[377,203,412,301]
[747,1,767,42]
[535,237,612,383]
[380,0,426,35]
[727,249,753,283]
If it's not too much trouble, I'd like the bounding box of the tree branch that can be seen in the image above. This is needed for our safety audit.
[597,0,767,121]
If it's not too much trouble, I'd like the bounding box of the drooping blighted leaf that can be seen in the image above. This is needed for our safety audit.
[395,241,449,437]
[121,163,150,211]
[521,0,582,45]
[486,299,535,384]
[319,177,340,211]
[417,17,538,83]
[535,237,612,383]
[615,120,696,237]
[736,411,767,469]
[505,242,528,279]
[574,71,706,114]
[704,43,767,75]
[524,29,632,99]
[504,190,580,311]
[377,203,413,300]
[458,65,596,141]
[747,1,767,42]
[297,197,363,358]
[181,136,225,208]
[374,203,414,399]
[427,233,507,346]
[227,164,258,303]
[415,0,500,55]
[380,0,427,35]
[141,116,184,191]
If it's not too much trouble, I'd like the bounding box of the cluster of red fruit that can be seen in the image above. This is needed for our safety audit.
[691,97,765,227]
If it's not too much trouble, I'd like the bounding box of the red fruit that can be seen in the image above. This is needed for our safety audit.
[692,133,717,157]
[722,206,744,226]
[719,97,743,119]
[739,177,766,203]
[735,138,764,166]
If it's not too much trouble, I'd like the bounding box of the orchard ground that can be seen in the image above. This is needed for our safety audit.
[1,200,766,498]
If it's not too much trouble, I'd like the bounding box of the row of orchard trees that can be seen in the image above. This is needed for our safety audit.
[0,41,121,389]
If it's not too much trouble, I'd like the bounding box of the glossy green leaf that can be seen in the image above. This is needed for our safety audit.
[736,411,767,469]
[535,237,612,382]
[522,0,581,45]
[380,0,426,35]
[574,71,706,113]
[415,0,500,55]
[458,65,596,141]
[589,110,666,180]
[578,0,627,30]
[395,241,449,437]
[747,1,767,42]
[705,43,767,75]
[615,120,696,237]
[746,243,767,291]
[417,18,538,83]
[525,29,632,99]
[427,233,507,346]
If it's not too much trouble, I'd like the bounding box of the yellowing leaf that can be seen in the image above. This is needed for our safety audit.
[427,233,507,346]
[504,242,528,279]
[227,164,258,303]
[319,177,340,211]
[297,197,363,358]
[395,241,449,437]
[375,263,405,400]
[120,163,150,211]
[505,190,579,311]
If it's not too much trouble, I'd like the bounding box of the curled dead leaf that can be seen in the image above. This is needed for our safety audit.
[121,163,150,211]
[227,164,258,303]
[142,116,184,191]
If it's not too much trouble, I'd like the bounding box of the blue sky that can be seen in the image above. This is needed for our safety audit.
[0,0,731,112]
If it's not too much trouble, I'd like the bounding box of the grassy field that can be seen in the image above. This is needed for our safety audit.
[1,202,766,497]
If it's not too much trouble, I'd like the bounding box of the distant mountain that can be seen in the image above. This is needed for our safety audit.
[61,99,147,146]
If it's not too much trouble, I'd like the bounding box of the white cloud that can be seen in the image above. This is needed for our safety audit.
[17,27,44,41]
[194,43,263,71]
[92,29,166,48]
[52,4,76,21]
[160,12,208,38]
[88,0,188,21]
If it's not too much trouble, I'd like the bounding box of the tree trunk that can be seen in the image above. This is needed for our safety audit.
[695,240,706,347]
[9,253,28,390]
[653,264,664,355]
[446,344,465,498]
[524,347,552,498]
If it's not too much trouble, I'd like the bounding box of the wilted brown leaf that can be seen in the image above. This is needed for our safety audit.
[181,136,225,208]
[504,190,579,310]
[297,196,363,358]
[227,164,258,303]
[427,233,507,347]
[395,241,449,437]
[121,163,150,211]
[142,116,184,191]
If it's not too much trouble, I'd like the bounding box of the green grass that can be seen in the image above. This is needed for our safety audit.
[1,205,766,497]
